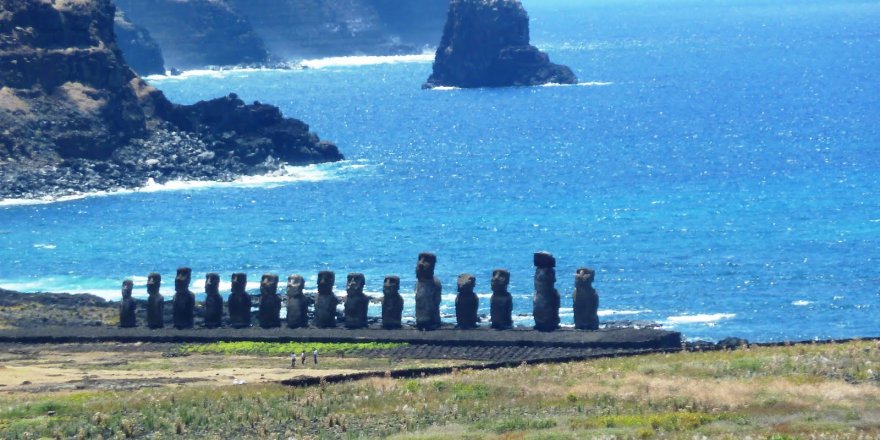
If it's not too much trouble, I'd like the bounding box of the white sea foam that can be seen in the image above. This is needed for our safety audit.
[541,81,614,87]
[145,67,282,82]
[665,313,735,325]
[428,86,461,91]
[792,300,812,306]
[300,52,434,69]
[598,309,651,317]
[33,243,57,250]
[0,162,366,207]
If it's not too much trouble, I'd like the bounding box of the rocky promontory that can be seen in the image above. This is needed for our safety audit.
[113,9,164,76]
[0,0,342,200]
[424,0,578,89]
[113,0,448,70]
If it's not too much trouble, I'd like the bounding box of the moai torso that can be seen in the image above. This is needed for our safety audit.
[573,268,599,330]
[533,252,560,331]
[204,273,223,328]
[258,274,281,328]
[228,273,252,328]
[146,273,164,329]
[455,274,479,329]
[381,276,403,329]
[315,271,338,328]
[173,268,195,330]
[344,273,369,329]
[415,253,442,330]
[119,280,137,328]
[490,269,513,330]
[286,275,309,329]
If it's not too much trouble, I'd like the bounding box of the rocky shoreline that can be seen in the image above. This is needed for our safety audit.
[0,0,343,201]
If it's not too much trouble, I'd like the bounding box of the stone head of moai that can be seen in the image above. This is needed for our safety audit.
[147,273,161,296]
[457,274,476,293]
[231,273,247,293]
[491,269,510,293]
[347,273,366,295]
[175,268,192,293]
[260,274,279,295]
[287,275,305,297]
[383,276,400,296]
[575,268,596,288]
[121,280,134,299]
[318,271,335,294]
[205,273,220,295]
[416,252,437,281]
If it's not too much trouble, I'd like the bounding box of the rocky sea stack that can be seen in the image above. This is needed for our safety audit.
[0,0,342,200]
[424,0,578,89]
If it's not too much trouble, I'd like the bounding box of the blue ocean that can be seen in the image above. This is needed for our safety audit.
[1,0,878,342]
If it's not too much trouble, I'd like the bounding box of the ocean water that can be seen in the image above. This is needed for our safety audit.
[1,0,878,342]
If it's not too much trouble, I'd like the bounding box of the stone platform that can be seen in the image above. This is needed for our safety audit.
[0,326,681,350]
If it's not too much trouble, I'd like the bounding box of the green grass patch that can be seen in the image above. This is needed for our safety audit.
[490,417,557,433]
[570,411,720,431]
[180,340,406,356]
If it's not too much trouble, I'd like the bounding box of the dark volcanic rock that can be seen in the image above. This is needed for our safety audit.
[424,0,578,89]
[0,0,343,201]
[113,10,164,76]
[113,0,267,70]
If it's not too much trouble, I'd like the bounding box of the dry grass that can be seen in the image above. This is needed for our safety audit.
[0,341,878,439]
[56,81,107,114]
[0,87,30,114]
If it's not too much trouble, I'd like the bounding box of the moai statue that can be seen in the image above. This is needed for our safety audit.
[258,274,282,328]
[455,274,479,329]
[315,271,338,328]
[146,272,164,329]
[204,273,223,329]
[286,275,309,329]
[490,269,513,330]
[119,279,137,328]
[573,268,600,330]
[344,273,369,329]
[381,276,403,329]
[415,253,442,330]
[173,267,195,330]
[533,252,560,331]
[228,273,252,328]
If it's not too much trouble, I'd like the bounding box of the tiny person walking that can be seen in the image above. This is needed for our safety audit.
[312,349,318,365]
[300,351,306,365]
[290,353,296,368]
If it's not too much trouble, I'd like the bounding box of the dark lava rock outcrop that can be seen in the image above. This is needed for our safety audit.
[424,0,578,89]
[113,10,164,76]
[0,0,342,200]
[113,0,269,70]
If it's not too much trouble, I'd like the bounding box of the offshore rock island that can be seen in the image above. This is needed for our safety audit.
[424,0,578,89]
[0,0,342,200]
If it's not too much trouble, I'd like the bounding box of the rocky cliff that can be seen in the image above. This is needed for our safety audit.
[424,0,578,89]
[112,0,447,69]
[0,0,342,200]
[112,0,269,69]
[113,10,164,76]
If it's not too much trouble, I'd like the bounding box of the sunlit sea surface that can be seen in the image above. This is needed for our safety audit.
[1,0,878,341]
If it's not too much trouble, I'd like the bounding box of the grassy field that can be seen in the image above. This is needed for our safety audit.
[1,340,878,439]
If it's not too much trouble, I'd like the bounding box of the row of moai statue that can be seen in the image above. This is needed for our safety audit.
[118,252,599,331]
